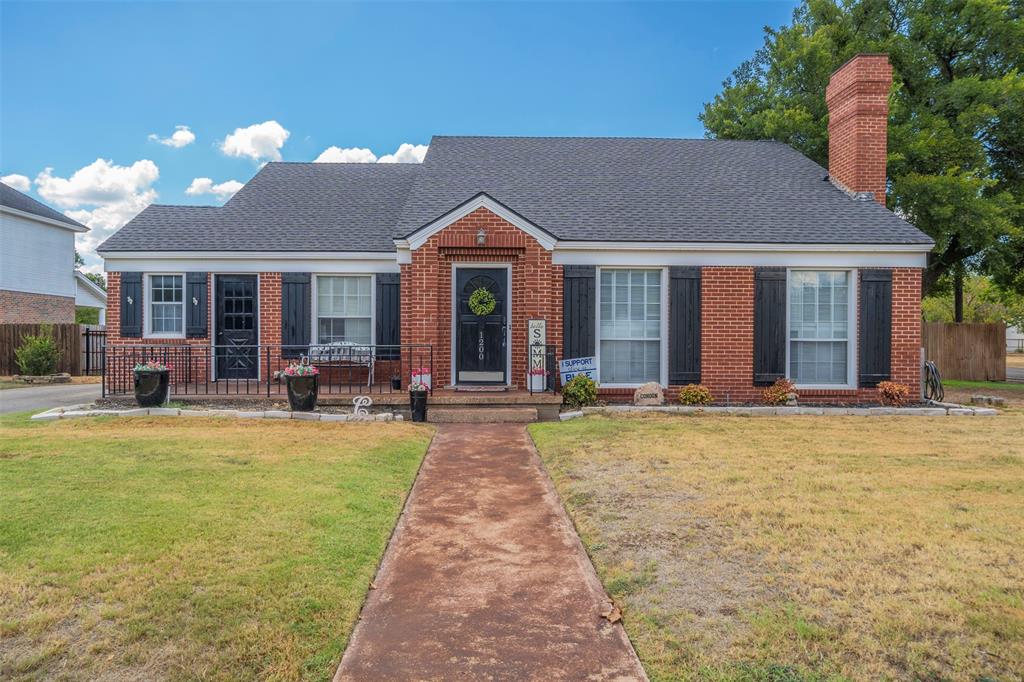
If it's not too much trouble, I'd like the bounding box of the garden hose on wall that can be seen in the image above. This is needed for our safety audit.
[924,361,944,402]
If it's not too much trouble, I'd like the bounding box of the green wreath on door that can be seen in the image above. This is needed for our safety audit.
[468,287,497,316]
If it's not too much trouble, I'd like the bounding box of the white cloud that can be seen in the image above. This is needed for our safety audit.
[314,146,378,163]
[313,142,428,164]
[148,125,196,148]
[185,177,243,200]
[35,158,160,272]
[221,120,290,162]
[1,173,31,191]
[377,143,429,164]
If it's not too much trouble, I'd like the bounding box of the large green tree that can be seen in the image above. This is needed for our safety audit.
[700,0,1023,312]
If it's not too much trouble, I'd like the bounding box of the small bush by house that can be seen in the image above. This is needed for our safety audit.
[761,378,797,406]
[15,327,61,376]
[678,383,713,405]
[878,381,911,406]
[563,375,598,408]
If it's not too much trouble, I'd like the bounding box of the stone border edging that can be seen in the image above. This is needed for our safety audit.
[578,403,998,417]
[30,404,403,422]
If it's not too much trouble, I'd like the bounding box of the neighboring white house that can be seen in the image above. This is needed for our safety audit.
[1009,325,1024,354]
[0,181,89,323]
[75,270,108,324]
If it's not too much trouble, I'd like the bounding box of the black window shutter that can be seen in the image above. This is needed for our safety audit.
[281,273,311,358]
[753,268,787,385]
[185,272,208,338]
[669,266,701,384]
[120,272,142,338]
[375,273,401,359]
[859,269,892,387]
[563,265,596,359]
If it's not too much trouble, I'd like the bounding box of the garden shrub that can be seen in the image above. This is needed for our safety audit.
[562,374,598,408]
[877,381,910,406]
[678,383,713,405]
[761,378,797,406]
[15,327,61,376]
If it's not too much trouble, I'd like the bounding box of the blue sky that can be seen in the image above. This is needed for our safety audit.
[1,1,797,271]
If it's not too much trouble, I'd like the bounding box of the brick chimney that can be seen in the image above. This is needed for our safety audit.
[825,53,892,205]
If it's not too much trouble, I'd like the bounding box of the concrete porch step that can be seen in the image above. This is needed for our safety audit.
[427,407,538,423]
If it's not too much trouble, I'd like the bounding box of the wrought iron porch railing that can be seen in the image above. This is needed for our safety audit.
[102,343,433,398]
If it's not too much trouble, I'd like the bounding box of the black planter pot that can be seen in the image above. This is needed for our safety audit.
[285,374,319,412]
[391,376,402,390]
[409,389,428,422]
[134,369,169,407]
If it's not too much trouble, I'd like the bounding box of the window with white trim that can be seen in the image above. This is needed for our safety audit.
[599,269,662,384]
[316,275,372,344]
[148,274,184,336]
[788,270,851,385]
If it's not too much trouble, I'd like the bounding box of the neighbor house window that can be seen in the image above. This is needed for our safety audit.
[788,270,852,385]
[599,269,662,384]
[316,275,372,344]
[147,274,183,336]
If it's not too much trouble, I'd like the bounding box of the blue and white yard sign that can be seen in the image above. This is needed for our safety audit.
[559,356,597,384]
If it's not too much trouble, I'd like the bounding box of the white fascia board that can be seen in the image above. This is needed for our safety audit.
[0,205,88,232]
[402,195,557,251]
[553,242,930,268]
[102,251,400,273]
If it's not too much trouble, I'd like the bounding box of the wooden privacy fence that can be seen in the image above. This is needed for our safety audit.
[921,322,1006,381]
[0,323,81,375]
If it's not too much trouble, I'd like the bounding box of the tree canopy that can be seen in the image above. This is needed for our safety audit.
[700,0,1023,299]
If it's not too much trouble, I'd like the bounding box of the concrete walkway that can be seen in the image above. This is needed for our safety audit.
[0,382,101,415]
[335,424,646,681]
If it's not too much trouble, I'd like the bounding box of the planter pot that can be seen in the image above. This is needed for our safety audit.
[529,375,547,392]
[285,374,319,412]
[409,390,428,423]
[134,369,169,407]
[391,376,402,390]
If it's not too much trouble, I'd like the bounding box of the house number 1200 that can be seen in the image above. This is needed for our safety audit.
[478,330,485,361]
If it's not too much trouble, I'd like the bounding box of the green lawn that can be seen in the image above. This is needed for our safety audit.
[0,413,432,680]
[945,378,1024,392]
[531,414,1024,681]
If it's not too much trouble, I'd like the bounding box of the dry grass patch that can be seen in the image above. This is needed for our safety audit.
[530,413,1024,681]
[1007,353,1024,369]
[0,413,432,680]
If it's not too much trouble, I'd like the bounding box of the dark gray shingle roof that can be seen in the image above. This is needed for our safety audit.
[98,136,933,253]
[1,182,88,230]
[100,163,421,252]
[398,137,932,244]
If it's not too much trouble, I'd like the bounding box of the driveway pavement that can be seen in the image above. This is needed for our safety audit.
[335,424,646,681]
[0,383,102,415]
[1008,367,1024,383]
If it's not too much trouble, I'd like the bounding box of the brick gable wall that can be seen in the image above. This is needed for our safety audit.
[401,207,562,388]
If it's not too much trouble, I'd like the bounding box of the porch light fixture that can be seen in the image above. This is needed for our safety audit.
[476,228,486,246]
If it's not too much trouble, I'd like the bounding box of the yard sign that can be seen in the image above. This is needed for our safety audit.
[559,356,597,384]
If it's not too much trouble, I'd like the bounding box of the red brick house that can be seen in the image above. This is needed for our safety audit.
[98,54,932,403]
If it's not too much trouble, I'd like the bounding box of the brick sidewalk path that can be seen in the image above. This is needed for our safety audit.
[334,423,646,681]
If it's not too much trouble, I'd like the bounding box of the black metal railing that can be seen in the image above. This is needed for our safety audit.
[103,343,433,398]
[82,328,107,376]
[525,343,558,394]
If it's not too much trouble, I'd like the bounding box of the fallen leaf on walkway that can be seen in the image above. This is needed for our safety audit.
[369,581,377,590]
[600,601,622,623]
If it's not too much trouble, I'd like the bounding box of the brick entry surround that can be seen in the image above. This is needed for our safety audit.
[401,207,563,389]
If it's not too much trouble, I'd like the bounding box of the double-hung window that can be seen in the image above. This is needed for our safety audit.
[788,270,852,385]
[599,268,663,384]
[147,274,184,336]
[316,275,372,344]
